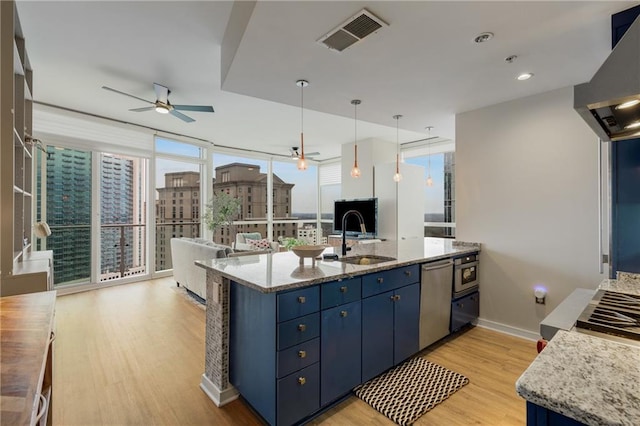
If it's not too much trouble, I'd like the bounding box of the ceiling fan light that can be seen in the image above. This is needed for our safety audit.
[155,105,169,114]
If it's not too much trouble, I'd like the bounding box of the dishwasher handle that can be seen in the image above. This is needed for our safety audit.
[421,259,454,272]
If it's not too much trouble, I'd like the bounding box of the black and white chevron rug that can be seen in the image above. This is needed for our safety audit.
[354,357,469,426]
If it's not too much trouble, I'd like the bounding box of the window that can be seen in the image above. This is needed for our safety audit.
[405,151,455,237]
[221,171,230,183]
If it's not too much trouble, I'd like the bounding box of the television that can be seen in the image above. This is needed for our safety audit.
[333,198,378,237]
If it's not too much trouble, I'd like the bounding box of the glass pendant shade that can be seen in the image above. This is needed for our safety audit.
[426,175,433,186]
[296,80,308,171]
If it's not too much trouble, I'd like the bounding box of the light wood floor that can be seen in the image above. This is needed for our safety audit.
[53,278,537,425]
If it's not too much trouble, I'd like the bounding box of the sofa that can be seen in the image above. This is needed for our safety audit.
[171,237,232,300]
[233,232,279,252]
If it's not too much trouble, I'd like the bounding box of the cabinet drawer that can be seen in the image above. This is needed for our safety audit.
[321,277,362,309]
[277,312,320,351]
[389,264,419,288]
[277,362,320,426]
[451,291,479,333]
[277,286,319,323]
[362,265,418,298]
[362,271,396,298]
[277,338,320,379]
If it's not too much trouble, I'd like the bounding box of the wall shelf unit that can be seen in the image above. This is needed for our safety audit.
[1,0,52,296]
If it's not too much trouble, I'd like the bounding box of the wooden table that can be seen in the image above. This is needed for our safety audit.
[0,291,56,426]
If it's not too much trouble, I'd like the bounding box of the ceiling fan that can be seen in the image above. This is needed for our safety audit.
[102,83,214,123]
[290,146,320,159]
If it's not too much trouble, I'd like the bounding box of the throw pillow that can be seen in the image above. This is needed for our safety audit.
[243,232,262,241]
[248,238,272,250]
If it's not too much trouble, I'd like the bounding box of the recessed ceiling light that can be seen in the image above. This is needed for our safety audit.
[616,99,640,110]
[624,121,640,130]
[517,73,534,81]
[473,32,494,43]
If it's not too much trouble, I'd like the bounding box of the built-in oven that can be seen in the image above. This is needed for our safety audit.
[453,254,479,297]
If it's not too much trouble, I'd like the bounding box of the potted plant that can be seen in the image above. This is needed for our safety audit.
[278,236,308,251]
[204,192,242,242]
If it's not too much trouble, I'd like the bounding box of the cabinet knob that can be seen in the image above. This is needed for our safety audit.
[297,324,307,332]
[340,310,348,318]
[459,303,464,308]
[298,377,306,386]
[377,277,384,284]
[298,350,307,358]
[340,286,348,293]
[404,270,411,276]
[297,296,306,304]
[390,295,401,302]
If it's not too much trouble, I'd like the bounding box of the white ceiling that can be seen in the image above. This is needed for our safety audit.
[16,1,636,160]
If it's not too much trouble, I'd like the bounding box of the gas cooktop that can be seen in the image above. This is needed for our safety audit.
[576,290,640,341]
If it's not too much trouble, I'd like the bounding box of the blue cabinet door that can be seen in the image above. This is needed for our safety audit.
[526,402,586,426]
[320,300,362,406]
[362,290,394,383]
[276,363,320,426]
[451,291,480,333]
[393,283,420,365]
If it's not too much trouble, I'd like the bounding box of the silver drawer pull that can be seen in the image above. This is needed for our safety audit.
[340,286,348,293]
[298,350,306,358]
[340,310,348,318]
[298,377,306,386]
[377,277,384,284]
[297,324,306,332]
[298,296,306,304]
[35,393,47,422]
[49,331,56,343]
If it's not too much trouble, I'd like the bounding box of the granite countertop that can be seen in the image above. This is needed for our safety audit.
[516,330,640,426]
[517,274,640,425]
[196,237,480,293]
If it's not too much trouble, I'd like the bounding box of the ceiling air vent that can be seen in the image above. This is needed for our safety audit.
[317,9,388,52]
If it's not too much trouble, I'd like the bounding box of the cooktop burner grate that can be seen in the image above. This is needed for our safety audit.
[576,290,640,341]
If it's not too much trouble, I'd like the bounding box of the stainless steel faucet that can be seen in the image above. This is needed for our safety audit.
[341,209,366,256]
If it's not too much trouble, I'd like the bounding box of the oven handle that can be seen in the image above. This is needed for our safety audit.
[455,260,478,270]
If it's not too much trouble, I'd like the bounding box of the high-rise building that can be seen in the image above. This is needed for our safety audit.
[155,171,201,271]
[212,163,295,246]
[100,154,137,278]
[44,147,92,284]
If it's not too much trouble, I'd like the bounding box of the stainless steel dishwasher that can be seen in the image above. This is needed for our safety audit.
[419,259,454,350]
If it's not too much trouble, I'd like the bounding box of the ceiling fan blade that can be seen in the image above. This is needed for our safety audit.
[306,151,321,157]
[172,105,215,113]
[102,86,153,104]
[170,109,195,123]
[129,106,155,112]
[154,83,169,103]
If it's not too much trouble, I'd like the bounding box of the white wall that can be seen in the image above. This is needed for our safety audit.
[456,86,605,335]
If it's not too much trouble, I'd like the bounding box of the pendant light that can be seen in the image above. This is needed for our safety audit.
[350,99,361,178]
[426,126,434,187]
[296,79,309,171]
[393,115,403,182]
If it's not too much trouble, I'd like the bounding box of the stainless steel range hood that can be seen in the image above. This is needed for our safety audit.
[574,16,640,142]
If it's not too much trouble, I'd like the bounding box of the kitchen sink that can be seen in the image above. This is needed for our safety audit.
[338,255,396,265]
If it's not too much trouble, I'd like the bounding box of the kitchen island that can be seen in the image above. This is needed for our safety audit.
[516,276,640,426]
[195,237,480,423]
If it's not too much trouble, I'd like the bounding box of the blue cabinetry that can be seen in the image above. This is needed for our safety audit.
[230,283,320,426]
[451,290,479,333]
[362,265,420,382]
[320,299,362,405]
[526,402,586,426]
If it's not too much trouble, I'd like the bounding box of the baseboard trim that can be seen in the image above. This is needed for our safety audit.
[476,318,539,342]
[200,374,239,407]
